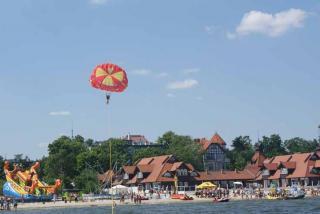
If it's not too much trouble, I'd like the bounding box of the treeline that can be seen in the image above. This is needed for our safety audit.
[0,132,319,194]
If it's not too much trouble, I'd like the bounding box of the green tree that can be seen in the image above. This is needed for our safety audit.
[228,136,254,170]
[44,136,86,188]
[284,137,319,154]
[74,169,100,194]
[255,134,286,158]
[158,131,204,170]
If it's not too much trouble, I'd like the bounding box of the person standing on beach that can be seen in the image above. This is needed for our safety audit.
[13,199,17,211]
[0,197,4,210]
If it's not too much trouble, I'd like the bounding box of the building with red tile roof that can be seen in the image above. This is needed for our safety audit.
[196,133,230,172]
[122,134,150,145]
[119,155,200,191]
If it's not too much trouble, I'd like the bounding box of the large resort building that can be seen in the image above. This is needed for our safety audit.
[99,148,320,190]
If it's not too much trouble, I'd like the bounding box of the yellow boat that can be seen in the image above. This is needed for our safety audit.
[266,195,281,200]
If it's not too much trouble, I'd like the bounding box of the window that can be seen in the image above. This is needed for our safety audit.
[137,172,143,179]
[123,173,129,180]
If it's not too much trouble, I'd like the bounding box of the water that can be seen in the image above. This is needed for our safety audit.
[7,198,320,214]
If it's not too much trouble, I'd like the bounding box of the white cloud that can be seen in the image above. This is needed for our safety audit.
[167,93,175,98]
[131,69,152,76]
[167,79,199,90]
[183,68,200,74]
[229,8,307,38]
[49,111,71,116]
[89,0,109,5]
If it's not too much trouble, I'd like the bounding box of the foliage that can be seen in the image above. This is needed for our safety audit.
[74,169,100,194]
[254,134,287,158]
[284,137,319,154]
[158,131,204,170]
[227,136,254,170]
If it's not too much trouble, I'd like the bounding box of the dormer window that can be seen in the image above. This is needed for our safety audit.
[280,168,288,175]
[163,172,172,177]
[262,169,270,176]
[177,169,188,176]
[123,173,129,180]
[137,172,143,179]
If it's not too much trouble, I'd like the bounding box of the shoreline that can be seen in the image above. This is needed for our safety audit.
[12,195,319,211]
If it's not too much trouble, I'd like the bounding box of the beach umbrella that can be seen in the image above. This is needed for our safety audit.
[196,182,216,189]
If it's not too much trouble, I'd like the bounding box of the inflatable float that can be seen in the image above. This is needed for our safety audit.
[3,161,61,202]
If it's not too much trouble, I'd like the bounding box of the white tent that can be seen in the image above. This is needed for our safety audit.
[233,181,243,185]
[109,185,128,194]
[111,185,128,190]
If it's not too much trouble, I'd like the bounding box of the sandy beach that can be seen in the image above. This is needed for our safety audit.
[15,197,215,210]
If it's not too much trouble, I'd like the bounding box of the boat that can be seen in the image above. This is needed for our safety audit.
[171,194,184,199]
[266,195,281,200]
[180,195,193,200]
[285,194,305,200]
[171,194,193,200]
[284,186,305,200]
[213,198,229,203]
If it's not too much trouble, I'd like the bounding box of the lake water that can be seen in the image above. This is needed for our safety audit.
[7,198,320,214]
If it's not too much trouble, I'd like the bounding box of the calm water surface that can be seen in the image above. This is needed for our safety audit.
[7,198,320,214]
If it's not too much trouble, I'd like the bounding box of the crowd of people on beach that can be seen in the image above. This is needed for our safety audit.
[0,197,18,211]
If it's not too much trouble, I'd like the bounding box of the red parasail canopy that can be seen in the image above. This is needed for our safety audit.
[90,63,128,92]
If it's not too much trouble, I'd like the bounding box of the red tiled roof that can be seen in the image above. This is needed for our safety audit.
[280,161,296,169]
[199,138,211,150]
[186,163,195,171]
[268,170,281,180]
[97,170,114,183]
[263,163,278,171]
[123,166,137,174]
[137,165,153,173]
[315,160,320,168]
[124,135,149,145]
[251,151,266,167]
[286,153,314,178]
[170,162,183,172]
[210,133,226,145]
[126,174,138,184]
[198,170,255,181]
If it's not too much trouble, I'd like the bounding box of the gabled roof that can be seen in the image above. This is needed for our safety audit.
[124,134,150,145]
[123,166,137,175]
[251,150,266,167]
[170,162,183,172]
[198,133,226,151]
[315,160,320,168]
[263,163,278,171]
[137,165,153,173]
[280,161,296,169]
[97,170,114,184]
[210,133,226,145]
[286,153,315,178]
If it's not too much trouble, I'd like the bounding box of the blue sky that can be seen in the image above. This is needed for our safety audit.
[1,0,320,158]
